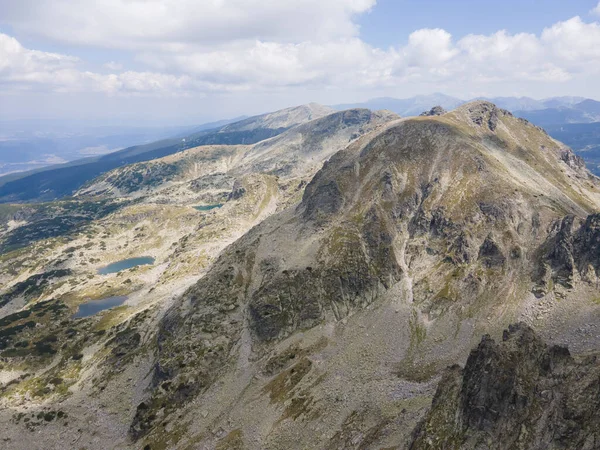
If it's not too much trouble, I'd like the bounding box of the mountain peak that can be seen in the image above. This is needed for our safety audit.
[450,100,511,132]
[419,105,447,116]
[221,103,335,133]
[454,99,505,114]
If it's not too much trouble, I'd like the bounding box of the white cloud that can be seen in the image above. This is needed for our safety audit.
[455,30,571,82]
[0,33,204,95]
[0,33,79,79]
[136,38,395,89]
[2,5,600,98]
[591,2,600,16]
[458,31,541,64]
[404,29,458,67]
[541,17,600,63]
[134,17,600,91]
[1,0,376,49]
[103,61,123,71]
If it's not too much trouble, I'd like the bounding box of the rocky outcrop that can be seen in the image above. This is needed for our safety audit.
[574,214,600,280]
[190,172,235,193]
[410,323,600,450]
[534,213,600,291]
[559,148,586,170]
[477,234,506,268]
[459,100,512,132]
[228,178,247,200]
[420,106,447,116]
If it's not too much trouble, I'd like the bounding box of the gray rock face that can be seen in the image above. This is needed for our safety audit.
[535,213,600,290]
[419,106,447,117]
[478,234,506,268]
[574,214,600,279]
[461,100,511,131]
[410,323,600,450]
[189,172,235,193]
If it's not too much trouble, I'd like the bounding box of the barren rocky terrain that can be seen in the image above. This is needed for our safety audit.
[0,102,599,449]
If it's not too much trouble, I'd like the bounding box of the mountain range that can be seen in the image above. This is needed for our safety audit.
[3,95,600,204]
[334,93,600,125]
[0,104,334,203]
[0,100,599,449]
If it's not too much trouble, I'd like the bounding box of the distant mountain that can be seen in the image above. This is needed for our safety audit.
[515,107,591,126]
[0,103,334,203]
[514,99,600,127]
[576,98,600,115]
[479,96,545,111]
[174,116,247,137]
[0,124,195,177]
[479,96,586,111]
[541,96,586,109]
[333,93,465,116]
[334,94,597,120]
[180,103,335,147]
[76,108,397,199]
[544,122,600,176]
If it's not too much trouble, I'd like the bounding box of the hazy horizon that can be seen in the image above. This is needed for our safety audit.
[2,0,600,126]
[1,92,599,130]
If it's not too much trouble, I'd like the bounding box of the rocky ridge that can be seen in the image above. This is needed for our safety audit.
[410,323,600,450]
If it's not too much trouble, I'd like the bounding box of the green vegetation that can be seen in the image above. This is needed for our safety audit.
[0,199,124,252]
[0,270,72,308]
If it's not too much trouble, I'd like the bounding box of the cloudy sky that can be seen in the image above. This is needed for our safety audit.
[1,0,600,125]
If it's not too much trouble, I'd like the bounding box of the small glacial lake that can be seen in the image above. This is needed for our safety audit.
[73,296,127,318]
[193,204,223,212]
[97,256,155,275]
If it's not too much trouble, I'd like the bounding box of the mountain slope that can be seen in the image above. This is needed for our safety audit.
[0,108,396,275]
[129,101,600,448]
[0,105,402,449]
[0,104,334,203]
[76,108,396,198]
[1,101,599,450]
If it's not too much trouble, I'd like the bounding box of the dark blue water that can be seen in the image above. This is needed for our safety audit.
[193,204,223,211]
[97,256,155,275]
[73,296,127,318]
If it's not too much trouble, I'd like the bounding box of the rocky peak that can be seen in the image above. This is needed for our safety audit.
[419,106,447,116]
[410,323,600,450]
[455,100,512,132]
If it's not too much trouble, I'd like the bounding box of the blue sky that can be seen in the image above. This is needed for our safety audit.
[1,0,600,125]
[358,0,600,47]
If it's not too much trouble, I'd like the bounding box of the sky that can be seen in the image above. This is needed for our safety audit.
[1,0,600,125]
